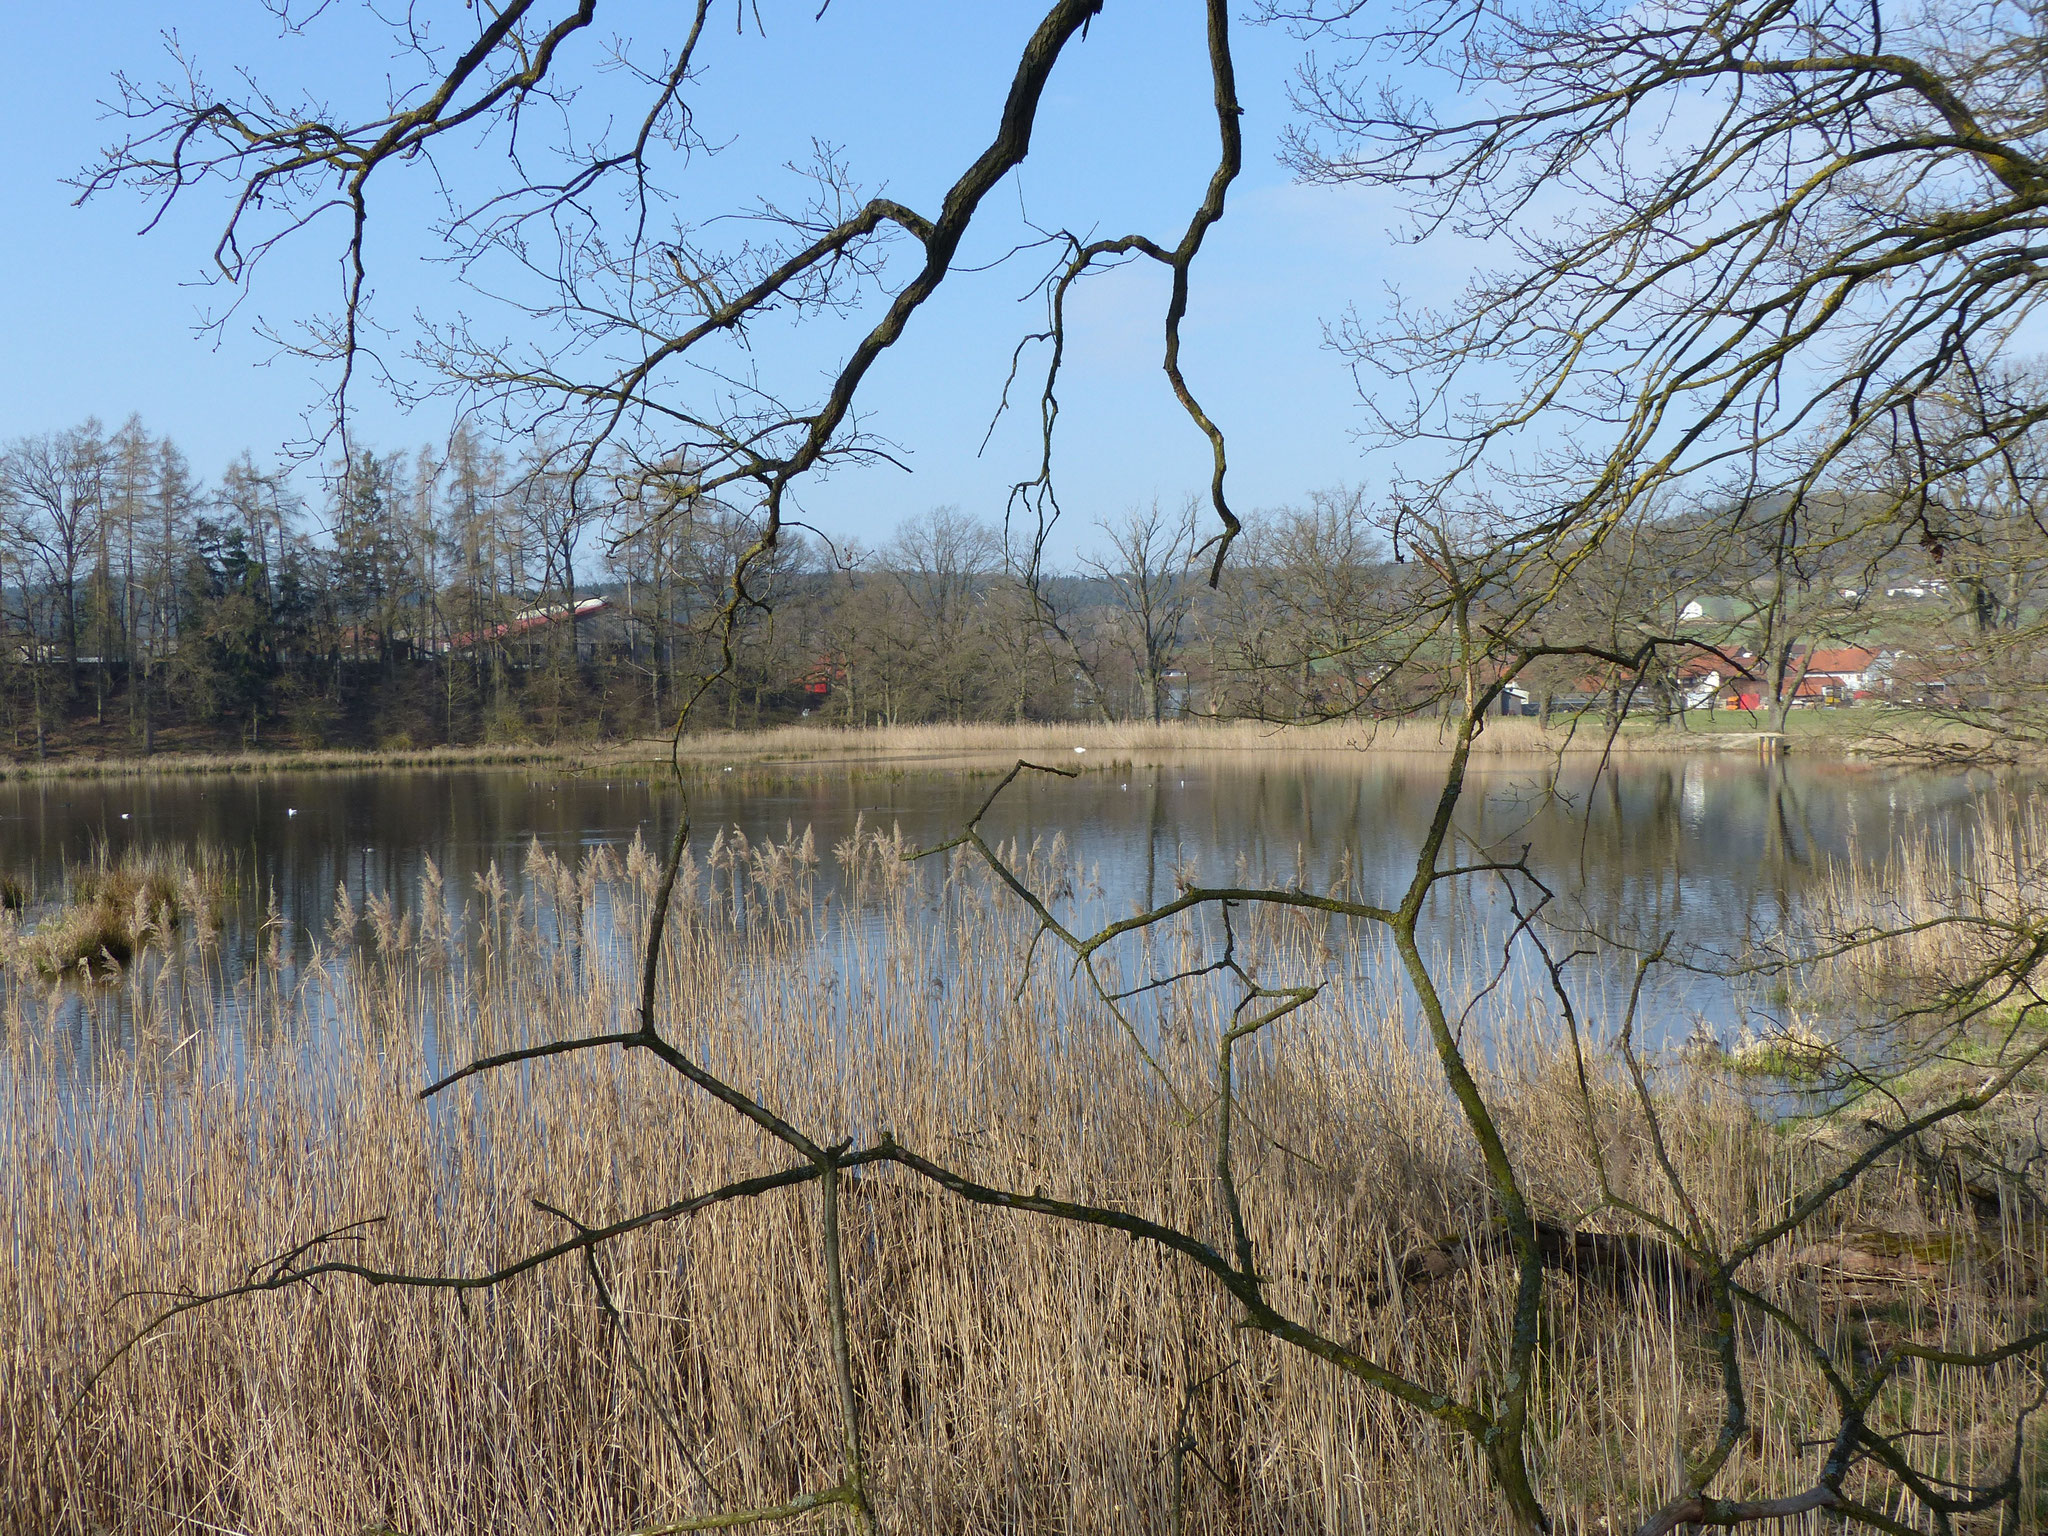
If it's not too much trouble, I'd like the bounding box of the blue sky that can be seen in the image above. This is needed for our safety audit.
[0,4,1436,558]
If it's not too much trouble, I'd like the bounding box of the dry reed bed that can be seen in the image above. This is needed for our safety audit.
[0,846,238,979]
[0,712,1792,788]
[3,829,2043,1534]
[1803,794,2048,1040]
[657,716,1770,766]
[0,743,595,785]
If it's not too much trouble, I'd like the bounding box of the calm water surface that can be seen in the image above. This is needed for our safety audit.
[0,752,2029,1069]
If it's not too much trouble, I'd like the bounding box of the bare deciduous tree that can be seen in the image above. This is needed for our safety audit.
[2,423,106,697]
[1279,0,2048,582]
[1086,500,1200,725]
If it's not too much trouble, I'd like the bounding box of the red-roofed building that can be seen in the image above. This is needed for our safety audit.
[439,596,619,658]
[1799,645,1896,700]
[1675,649,1758,711]
[796,657,848,702]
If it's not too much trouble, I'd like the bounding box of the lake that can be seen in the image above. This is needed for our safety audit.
[0,749,2025,1076]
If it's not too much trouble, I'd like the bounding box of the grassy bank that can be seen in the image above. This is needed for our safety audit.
[0,711,1934,785]
[0,740,608,784]
[4,827,2042,1533]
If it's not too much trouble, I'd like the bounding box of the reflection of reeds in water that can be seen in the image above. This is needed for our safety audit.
[3,829,2042,1534]
[1805,795,2048,1012]
[0,845,236,979]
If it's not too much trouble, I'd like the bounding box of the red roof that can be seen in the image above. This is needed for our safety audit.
[1674,649,1756,682]
[443,596,609,653]
[1802,646,1878,676]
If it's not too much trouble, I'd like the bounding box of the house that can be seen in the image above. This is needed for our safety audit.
[1678,595,1753,625]
[1674,649,1758,711]
[796,657,848,702]
[1885,650,1953,702]
[439,596,624,661]
[1669,643,1899,710]
[1799,645,1894,699]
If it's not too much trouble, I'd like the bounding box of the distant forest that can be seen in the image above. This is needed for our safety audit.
[0,415,2012,758]
[0,416,1381,755]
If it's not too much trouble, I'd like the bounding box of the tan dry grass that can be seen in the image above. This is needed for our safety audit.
[0,712,1802,787]
[1801,790,2048,1015]
[2,832,2042,1534]
[668,715,1774,766]
[0,845,236,979]
[0,742,596,785]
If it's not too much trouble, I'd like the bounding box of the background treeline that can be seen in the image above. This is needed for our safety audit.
[0,419,1417,755]
[5,412,2043,757]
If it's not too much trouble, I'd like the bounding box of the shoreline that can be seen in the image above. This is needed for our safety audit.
[0,712,1983,783]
